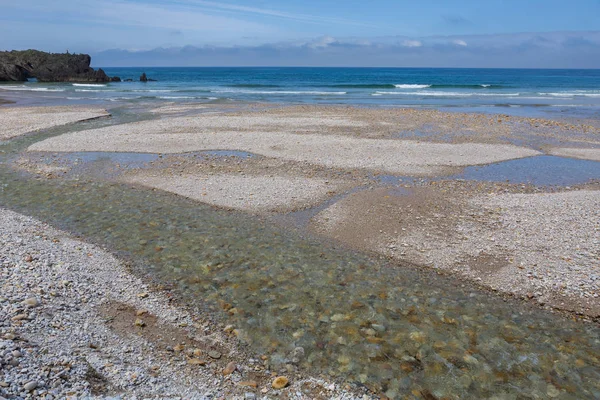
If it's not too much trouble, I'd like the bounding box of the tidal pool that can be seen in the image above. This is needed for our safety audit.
[1,109,599,399]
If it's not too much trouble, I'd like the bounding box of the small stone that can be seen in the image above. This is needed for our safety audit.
[137,292,149,299]
[272,376,289,389]
[22,298,39,307]
[244,393,256,400]
[11,350,22,358]
[193,348,203,357]
[222,361,236,375]
[134,318,146,327]
[136,310,148,316]
[11,313,28,321]
[23,381,38,391]
[208,350,221,359]
[238,380,258,388]
[173,344,185,352]
[546,384,560,398]
[3,333,16,340]
[330,314,346,322]
[25,255,33,262]
[261,388,269,394]
[187,359,206,366]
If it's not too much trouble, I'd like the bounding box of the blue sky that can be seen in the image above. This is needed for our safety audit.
[1,0,599,67]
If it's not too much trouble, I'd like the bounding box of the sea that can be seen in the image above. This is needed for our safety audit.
[1,67,600,118]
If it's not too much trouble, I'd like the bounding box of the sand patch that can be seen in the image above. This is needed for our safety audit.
[124,172,344,213]
[28,115,540,176]
[548,147,600,161]
[311,186,600,317]
[0,106,109,140]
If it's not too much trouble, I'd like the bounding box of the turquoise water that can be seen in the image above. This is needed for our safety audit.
[1,67,600,117]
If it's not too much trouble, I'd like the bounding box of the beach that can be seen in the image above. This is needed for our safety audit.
[20,104,600,315]
[2,100,600,399]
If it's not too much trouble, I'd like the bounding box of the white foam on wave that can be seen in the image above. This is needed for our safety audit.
[131,89,180,93]
[157,96,197,99]
[374,91,519,97]
[0,85,65,92]
[540,92,600,98]
[394,84,431,89]
[481,84,491,88]
[212,90,347,95]
[72,83,107,87]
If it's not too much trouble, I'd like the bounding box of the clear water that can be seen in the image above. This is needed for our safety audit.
[456,155,600,186]
[1,67,600,118]
[1,109,600,399]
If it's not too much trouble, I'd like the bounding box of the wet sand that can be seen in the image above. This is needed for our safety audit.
[0,106,109,140]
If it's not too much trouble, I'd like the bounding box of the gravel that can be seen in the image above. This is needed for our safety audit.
[548,147,600,161]
[312,184,600,318]
[0,106,109,140]
[0,207,368,399]
[124,173,347,213]
[28,127,540,176]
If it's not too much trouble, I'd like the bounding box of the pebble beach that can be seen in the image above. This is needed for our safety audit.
[1,101,600,399]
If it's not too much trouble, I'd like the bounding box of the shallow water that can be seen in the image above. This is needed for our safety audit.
[455,155,600,186]
[374,155,600,187]
[1,110,600,399]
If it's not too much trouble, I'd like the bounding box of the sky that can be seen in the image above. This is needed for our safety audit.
[1,0,599,67]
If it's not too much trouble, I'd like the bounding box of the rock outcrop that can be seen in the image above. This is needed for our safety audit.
[0,50,119,82]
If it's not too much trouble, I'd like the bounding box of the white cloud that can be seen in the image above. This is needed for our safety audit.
[452,39,468,47]
[308,36,337,49]
[401,40,423,48]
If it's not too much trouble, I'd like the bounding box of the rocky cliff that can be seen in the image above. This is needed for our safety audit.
[0,50,119,82]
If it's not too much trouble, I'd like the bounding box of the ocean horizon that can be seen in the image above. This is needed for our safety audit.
[1,67,599,118]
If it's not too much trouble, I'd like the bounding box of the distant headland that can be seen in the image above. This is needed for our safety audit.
[0,50,120,83]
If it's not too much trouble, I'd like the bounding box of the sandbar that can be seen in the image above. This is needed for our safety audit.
[0,106,109,140]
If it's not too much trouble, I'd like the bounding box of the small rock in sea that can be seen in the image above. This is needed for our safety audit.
[272,376,289,389]
[134,318,146,327]
[222,361,236,375]
[208,350,222,359]
[22,297,39,307]
[23,381,38,391]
